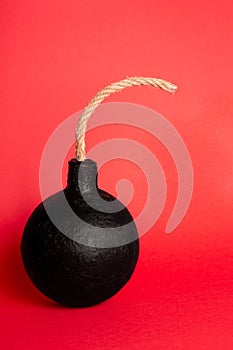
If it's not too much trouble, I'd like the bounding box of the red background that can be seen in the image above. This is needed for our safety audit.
[1,1,233,349]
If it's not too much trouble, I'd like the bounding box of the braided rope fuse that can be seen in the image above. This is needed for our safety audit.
[75,76,178,161]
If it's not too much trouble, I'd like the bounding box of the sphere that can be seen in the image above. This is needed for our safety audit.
[21,159,139,307]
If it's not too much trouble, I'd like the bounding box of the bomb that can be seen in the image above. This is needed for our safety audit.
[21,158,139,307]
[21,77,177,307]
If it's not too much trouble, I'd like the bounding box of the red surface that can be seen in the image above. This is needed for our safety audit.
[1,1,233,349]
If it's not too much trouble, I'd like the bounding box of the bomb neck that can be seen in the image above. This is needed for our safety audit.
[67,158,98,193]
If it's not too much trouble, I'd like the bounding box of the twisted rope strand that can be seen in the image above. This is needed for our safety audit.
[76,76,177,161]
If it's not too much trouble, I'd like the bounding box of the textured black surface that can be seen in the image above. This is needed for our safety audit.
[21,159,139,307]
